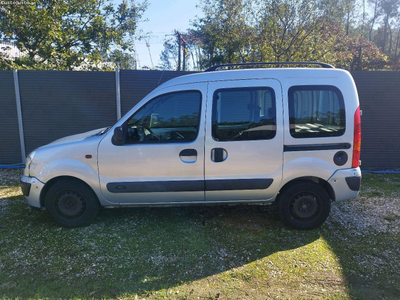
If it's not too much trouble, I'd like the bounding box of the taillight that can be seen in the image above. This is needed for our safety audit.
[352,106,361,168]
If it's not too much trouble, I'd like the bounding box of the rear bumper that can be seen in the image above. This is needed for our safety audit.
[20,176,44,208]
[328,167,361,201]
[345,176,361,191]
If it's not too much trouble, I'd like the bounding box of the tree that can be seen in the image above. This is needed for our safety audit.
[0,0,147,70]
[254,0,332,62]
[181,0,388,70]
[190,0,255,67]
[367,0,382,41]
[342,0,357,36]
[365,0,400,68]
[380,0,400,54]
[158,38,179,70]
[156,0,389,70]
[330,28,388,70]
[158,31,202,71]
[108,49,136,69]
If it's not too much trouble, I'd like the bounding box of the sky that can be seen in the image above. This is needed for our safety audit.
[132,0,203,69]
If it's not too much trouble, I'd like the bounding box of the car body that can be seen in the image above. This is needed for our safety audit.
[21,65,361,229]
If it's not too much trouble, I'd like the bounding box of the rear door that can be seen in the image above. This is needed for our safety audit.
[205,79,284,201]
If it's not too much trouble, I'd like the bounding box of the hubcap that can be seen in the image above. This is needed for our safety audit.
[290,192,318,220]
[57,191,85,217]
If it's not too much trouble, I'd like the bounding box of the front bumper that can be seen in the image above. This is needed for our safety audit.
[20,176,45,208]
[328,167,361,201]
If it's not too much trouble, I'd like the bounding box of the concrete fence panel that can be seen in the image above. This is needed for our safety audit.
[352,72,400,170]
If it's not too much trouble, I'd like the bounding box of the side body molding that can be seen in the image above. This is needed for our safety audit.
[107,179,274,193]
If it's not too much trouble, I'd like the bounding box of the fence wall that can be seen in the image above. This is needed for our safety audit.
[351,72,400,170]
[0,71,21,164]
[18,71,118,154]
[0,70,399,170]
[120,70,194,115]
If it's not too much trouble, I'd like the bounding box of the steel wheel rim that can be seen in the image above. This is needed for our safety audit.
[289,192,319,220]
[56,190,86,218]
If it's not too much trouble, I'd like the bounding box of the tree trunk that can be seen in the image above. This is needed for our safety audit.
[182,41,186,71]
[369,0,379,41]
[382,13,389,53]
[388,26,393,57]
[177,32,181,71]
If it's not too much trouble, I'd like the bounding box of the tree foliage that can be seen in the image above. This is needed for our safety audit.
[161,0,393,70]
[0,0,147,70]
[108,49,137,69]
[158,32,203,71]
[158,37,179,70]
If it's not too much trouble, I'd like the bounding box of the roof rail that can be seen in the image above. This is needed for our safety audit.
[204,62,334,72]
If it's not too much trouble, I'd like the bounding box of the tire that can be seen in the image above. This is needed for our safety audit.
[44,179,100,228]
[277,181,331,230]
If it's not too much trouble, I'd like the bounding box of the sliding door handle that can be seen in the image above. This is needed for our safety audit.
[211,148,228,162]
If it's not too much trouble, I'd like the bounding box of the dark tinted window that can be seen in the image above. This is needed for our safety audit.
[212,87,276,141]
[289,86,345,138]
[126,91,201,143]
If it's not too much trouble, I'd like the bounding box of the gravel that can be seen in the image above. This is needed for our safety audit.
[328,196,400,235]
[0,169,23,187]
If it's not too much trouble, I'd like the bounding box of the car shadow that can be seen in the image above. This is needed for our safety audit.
[320,212,400,299]
[3,196,399,299]
[0,200,321,298]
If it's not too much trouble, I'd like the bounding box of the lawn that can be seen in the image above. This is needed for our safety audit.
[1,169,399,299]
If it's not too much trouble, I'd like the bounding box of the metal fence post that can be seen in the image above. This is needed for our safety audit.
[115,68,121,120]
[13,70,26,163]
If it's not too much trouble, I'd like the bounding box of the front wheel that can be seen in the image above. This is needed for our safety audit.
[45,179,100,228]
[277,181,331,230]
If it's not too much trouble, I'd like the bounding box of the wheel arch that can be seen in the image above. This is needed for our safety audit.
[277,176,335,202]
[40,176,100,208]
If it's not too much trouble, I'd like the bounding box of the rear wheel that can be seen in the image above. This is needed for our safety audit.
[277,181,331,230]
[45,179,100,228]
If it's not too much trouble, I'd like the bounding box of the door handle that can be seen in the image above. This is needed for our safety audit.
[179,149,197,156]
[211,148,228,162]
[179,149,197,163]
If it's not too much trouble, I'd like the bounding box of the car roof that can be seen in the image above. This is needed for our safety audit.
[155,68,350,91]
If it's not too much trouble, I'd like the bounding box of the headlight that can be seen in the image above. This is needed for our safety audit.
[24,150,36,176]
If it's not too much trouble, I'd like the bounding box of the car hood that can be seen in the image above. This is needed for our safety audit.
[46,127,107,147]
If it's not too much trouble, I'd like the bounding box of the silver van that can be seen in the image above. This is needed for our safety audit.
[20,62,361,229]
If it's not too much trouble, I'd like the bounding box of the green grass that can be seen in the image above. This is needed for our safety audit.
[360,173,400,198]
[0,170,399,299]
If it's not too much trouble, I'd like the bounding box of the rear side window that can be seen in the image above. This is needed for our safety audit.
[212,87,276,141]
[288,86,345,138]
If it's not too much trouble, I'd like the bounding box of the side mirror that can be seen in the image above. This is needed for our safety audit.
[112,126,125,146]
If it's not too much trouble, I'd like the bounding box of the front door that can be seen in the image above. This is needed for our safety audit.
[205,79,283,201]
[98,83,207,204]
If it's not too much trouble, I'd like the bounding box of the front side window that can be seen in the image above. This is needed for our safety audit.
[212,87,276,141]
[125,91,201,143]
[288,86,345,138]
